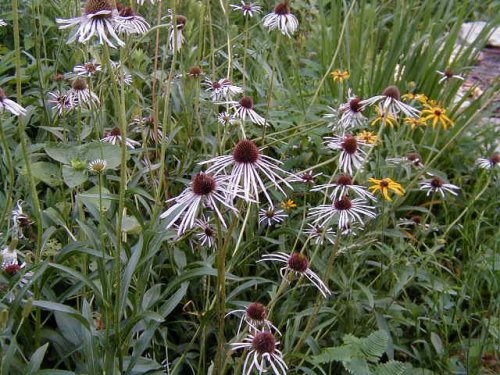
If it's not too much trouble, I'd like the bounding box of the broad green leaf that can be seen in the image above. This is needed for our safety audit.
[25,343,49,374]
[29,162,62,187]
[62,165,88,188]
[32,300,90,330]
[430,332,444,355]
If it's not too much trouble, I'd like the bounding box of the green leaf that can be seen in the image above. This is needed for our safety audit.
[45,143,78,164]
[355,281,375,309]
[32,300,90,330]
[344,358,371,375]
[81,141,123,169]
[373,361,409,375]
[29,162,61,187]
[360,330,389,362]
[25,343,49,374]
[430,332,444,355]
[313,346,352,364]
[62,165,88,188]
[78,186,112,214]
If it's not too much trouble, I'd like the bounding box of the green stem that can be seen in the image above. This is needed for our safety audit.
[0,119,15,228]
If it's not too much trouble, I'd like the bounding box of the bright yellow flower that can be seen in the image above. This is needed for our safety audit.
[280,199,297,210]
[404,117,427,129]
[415,94,429,104]
[331,69,350,83]
[356,130,380,145]
[371,106,397,127]
[368,177,405,202]
[421,105,454,129]
[402,93,416,101]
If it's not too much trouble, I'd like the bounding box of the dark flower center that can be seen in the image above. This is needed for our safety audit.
[301,172,315,183]
[334,196,352,211]
[233,140,260,164]
[204,226,214,237]
[4,264,21,275]
[189,65,202,77]
[84,0,113,17]
[108,127,122,137]
[176,15,187,30]
[380,179,389,187]
[411,215,422,224]
[72,78,88,91]
[239,96,254,109]
[265,210,276,218]
[382,85,401,101]
[118,6,135,17]
[444,69,454,78]
[349,97,362,112]
[434,109,442,116]
[288,252,309,272]
[85,63,98,73]
[212,81,222,89]
[274,2,291,15]
[491,153,500,165]
[243,5,252,11]
[246,302,267,321]
[341,135,358,154]
[252,331,276,354]
[407,152,422,165]
[336,175,353,186]
[192,173,217,196]
[430,176,443,188]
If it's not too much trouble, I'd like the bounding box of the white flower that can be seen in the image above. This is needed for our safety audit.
[231,330,288,375]
[160,173,238,235]
[230,1,262,17]
[387,152,424,169]
[262,2,299,38]
[289,170,322,186]
[259,252,331,298]
[303,224,336,245]
[228,96,267,126]
[0,87,27,116]
[101,127,141,149]
[308,195,376,229]
[69,78,100,107]
[360,85,420,118]
[199,139,292,205]
[312,174,375,201]
[324,135,372,176]
[166,10,186,53]
[419,175,459,198]
[259,206,287,227]
[110,61,133,85]
[336,92,366,132]
[1,246,18,269]
[0,19,7,27]
[11,200,31,239]
[73,60,102,76]
[217,111,237,126]
[56,0,126,49]
[476,153,499,170]
[194,217,216,248]
[115,4,150,35]
[204,78,244,101]
[436,69,465,84]
[136,0,157,4]
[88,159,107,173]
[48,90,75,115]
[226,302,280,335]
[131,115,163,144]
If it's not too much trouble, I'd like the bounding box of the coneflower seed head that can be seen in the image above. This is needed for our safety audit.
[252,331,276,354]
[288,252,309,272]
[192,173,216,196]
[72,78,88,91]
[336,175,353,186]
[246,302,267,321]
[334,196,352,211]
[239,96,254,109]
[383,85,401,101]
[274,2,291,15]
[233,140,260,164]
[84,0,113,16]
[341,135,358,154]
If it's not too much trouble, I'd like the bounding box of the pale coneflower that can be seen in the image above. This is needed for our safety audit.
[115,4,150,35]
[262,2,299,38]
[187,65,203,79]
[312,174,375,201]
[227,302,280,335]
[56,0,126,48]
[48,90,75,115]
[0,87,27,116]
[229,96,267,126]
[436,69,465,84]
[217,111,237,126]
[167,10,187,53]
[324,134,372,176]
[110,61,133,86]
[204,78,244,101]
[69,78,100,107]
[419,175,459,198]
[230,1,262,17]
[476,153,500,170]
[289,170,323,186]
[259,252,331,298]
[337,94,366,132]
[230,330,287,375]
[136,0,156,5]
[258,206,287,227]
[0,19,7,27]
[361,85,420,118]
[131,115,163,144]
[199,139,292,204]
[308,195,376,229]
[11,200,32,239]
[102,127,141,149]
[387,152,424,169]
[160,173,238,235]
[73,60,102,77]
[303,224,336,245]
[194,217,217,248]
[88,159,108,174]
